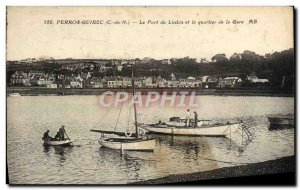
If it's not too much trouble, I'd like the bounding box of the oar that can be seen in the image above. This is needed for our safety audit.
[63,130,74,146]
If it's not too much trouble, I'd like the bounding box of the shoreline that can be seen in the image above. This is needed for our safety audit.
[130,156,295,185]
[7,87,294,97]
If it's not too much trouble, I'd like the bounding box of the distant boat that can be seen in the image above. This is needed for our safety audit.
[139,117,248,138]
[92,69,155,151]
[43,139,73,146]
[9,93,21,97]
[268,116,294,130]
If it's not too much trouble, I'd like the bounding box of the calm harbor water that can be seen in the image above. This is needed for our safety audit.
[7,95,294,184]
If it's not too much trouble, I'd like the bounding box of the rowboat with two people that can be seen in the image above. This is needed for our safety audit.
[42,125,73,146]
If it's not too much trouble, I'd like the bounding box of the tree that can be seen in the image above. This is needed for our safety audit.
[211,54,228,63]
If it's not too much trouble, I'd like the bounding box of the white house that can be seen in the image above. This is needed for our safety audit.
[47,83,58,88]
[143,77,153,87]
[37,78,46,86]
[218,77,242,88]
[70,80,83,88]
[122,77,132,87]
[117,65,123,71]
[134,79,143,88]
[106,77,123,88]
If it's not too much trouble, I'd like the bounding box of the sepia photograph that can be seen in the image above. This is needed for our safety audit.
[6,6,295,185]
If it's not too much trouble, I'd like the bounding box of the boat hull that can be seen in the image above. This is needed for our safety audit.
[43,139,73,146]
[140,123,241,137]
[268,117,294,130]
[99,138,156,151]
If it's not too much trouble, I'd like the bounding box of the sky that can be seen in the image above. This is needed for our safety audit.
[7,6,294,61]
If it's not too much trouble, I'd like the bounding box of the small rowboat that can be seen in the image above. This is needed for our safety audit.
[43,139,73,146]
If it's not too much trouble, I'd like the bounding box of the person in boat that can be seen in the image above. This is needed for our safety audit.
[194,111,198,128]
[54,131,60,141]
[42,130,52,141]
[186,109,191,127]
[59,125,66,141]
[156,120,167,127]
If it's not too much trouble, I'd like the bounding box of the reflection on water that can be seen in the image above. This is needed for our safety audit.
[43,145,74,165]
[7,96,294,184]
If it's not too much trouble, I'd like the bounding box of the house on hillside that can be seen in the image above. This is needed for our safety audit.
[134,78,143,88]
[143,77,153,87]
[115,63,123,71]
[90,77,104,88]
[10,71,31,86]
[187,76,201,87]
[250,78,270,87]
[82,62,95,71]
[155,75,167,87]
[179,78,188,88]
[201,76,219,88]
[122,77,132,87]
[161,59,171,65]
[37,78,46,86]
[167,80,180,88]
[29,70,45,78]
[61,65,78,71]
[99,63,113,73]
[47,83,58,88]
[106,77,123,88]
[70,78,83,88]
[218,77,242,88]
[246,73,270,87]
[170,73,176,81]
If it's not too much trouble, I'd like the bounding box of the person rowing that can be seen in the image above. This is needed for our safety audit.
[59,125,66,141]
[54,131,60,141]
[59,125,72,143]
[42,130,52,141]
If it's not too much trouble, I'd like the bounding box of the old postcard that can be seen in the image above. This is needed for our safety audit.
[6,6,295,185]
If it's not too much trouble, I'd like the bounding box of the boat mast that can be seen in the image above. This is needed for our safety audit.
[131,69,139,139]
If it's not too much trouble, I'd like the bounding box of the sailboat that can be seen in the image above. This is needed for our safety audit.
[91,69,156,151]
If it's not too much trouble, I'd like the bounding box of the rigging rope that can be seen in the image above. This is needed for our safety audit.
[126,102,135,132]
[114,102,123,131]
[127,104,132,127]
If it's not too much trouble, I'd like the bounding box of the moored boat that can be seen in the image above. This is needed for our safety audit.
[98,136,155,151]
[268,116,294,130]
[139,122,242,137]
[9,93,21,97]
[92,69,156,151]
